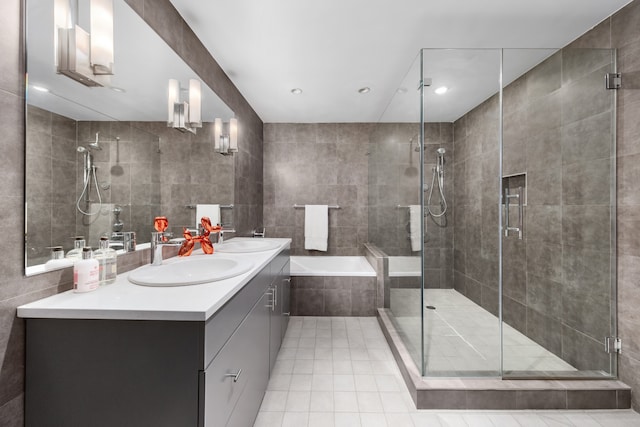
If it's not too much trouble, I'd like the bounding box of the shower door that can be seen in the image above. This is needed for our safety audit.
[420,47,618,378]
[501,48,618,378]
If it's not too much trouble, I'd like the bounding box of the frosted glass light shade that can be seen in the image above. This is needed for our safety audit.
[90,0,114,75]
[188,79,202,128]
[229,118,238,152]
[167,79,180,127]
[214,118,223,151]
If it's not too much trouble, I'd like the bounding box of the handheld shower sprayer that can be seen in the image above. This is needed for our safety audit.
[76,133,104,216]
[427,148,447,219]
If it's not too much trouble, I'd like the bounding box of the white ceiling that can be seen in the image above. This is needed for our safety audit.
[169,0,631,123]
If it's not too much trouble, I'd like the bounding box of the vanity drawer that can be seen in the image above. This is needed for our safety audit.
[203,265,271,367]
[201,293,270,426]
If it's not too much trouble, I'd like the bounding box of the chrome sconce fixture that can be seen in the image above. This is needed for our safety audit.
[214,118,238,155]
[167,79,202,134]
[54,0,114,87]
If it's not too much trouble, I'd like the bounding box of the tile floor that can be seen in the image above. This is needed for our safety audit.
[391,289,580,375]
[254,316,640,427]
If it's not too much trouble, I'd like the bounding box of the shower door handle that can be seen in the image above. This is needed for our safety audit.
[504,186,523,240]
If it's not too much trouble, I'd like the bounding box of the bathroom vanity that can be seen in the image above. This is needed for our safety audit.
[18,238,291,427]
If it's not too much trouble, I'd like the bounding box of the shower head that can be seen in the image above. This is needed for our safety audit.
[87,132,103,151]
[410,135,421,152]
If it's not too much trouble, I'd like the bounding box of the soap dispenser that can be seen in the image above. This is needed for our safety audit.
[74,247,99,293]
[66,236,86,260]
[94,236,117,285]
[44,246,73,271]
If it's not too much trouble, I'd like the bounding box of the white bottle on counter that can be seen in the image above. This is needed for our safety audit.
[66,236,86,260]
[74,247,99,293]
[94,237,117,285]
[44,246,73,271]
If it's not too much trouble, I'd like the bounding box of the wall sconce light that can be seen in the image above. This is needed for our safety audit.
[214,118,238,155]
[167,79,202,134]
[55,0,114,87]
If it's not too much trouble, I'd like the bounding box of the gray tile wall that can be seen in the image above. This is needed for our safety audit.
[452,94,501,313]
[263,123,369,255]
[0,0,263,423]
[26,107,78,264]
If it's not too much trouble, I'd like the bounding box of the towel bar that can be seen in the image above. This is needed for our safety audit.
[293,204,340,209]
[186,204,234,209]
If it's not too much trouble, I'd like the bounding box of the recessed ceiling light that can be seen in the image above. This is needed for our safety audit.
[110,86,126,93]
[435,86,448,95]
[291,88,303,94]
[32,85,49,93]
[396,87,408,94]
[358,87,371,94]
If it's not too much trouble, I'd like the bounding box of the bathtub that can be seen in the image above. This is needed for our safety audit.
[290,256,376,277]
[289,256,378,316]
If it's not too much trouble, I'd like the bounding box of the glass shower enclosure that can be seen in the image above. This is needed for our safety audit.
[369,47,618,379]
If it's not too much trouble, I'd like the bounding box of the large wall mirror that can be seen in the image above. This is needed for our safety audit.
[25,0,235,274]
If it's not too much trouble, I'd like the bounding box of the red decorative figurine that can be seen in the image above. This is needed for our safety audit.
[178,217,222,257]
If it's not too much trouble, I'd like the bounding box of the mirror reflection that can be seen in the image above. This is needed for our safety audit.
[25,0,235,272]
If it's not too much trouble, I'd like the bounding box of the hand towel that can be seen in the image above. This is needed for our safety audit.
[196,204,220,228]
[304,205,329,251]
[409,205,422,252]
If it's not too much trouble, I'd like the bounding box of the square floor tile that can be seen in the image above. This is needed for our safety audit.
[285,391,311,412]
[310,391,334,412]
[357,391,383,413]
[282,411,309,427]
[334,412,361,427]
[334,391,359,412]
[309,411,335,427]
[289,374,313,391]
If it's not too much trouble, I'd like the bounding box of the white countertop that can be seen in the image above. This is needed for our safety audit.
[17,238,291,322]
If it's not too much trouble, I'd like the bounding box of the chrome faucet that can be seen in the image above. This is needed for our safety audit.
[150,232,181,266]
[217,228,236,245]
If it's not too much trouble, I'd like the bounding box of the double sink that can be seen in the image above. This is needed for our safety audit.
[128,239,281,287]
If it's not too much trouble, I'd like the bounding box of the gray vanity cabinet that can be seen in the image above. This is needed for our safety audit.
[24,251,290,427]
[268,257,290,373]
[202,292,270,426]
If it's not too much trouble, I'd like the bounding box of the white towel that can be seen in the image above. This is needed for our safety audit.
[304,205,329,251]
[196,204,220,228]
[409,205,422,252]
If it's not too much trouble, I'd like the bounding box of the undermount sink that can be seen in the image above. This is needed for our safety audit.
[215,239,281,253]
[128,256,254,287]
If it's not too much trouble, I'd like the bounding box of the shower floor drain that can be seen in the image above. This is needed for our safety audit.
[425,305,436,310]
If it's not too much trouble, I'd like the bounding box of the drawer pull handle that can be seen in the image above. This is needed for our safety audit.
[273,285,277,310]
[265,290,274,309]
[283,312,290,316]
[225,369,242,383]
